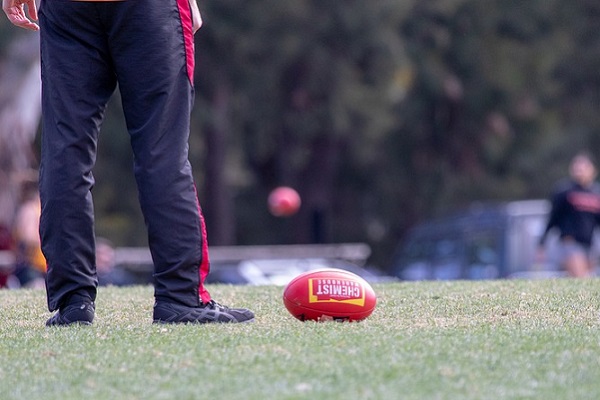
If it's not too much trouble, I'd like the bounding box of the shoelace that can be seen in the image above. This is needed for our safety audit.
[204,300,229,311]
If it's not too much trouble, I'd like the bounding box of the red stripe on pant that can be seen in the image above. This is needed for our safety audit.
[177,1,208,303]
[195,186,212,304]
[176,0,195,84]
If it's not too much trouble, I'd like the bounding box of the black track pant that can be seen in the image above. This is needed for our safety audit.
[39,0,211,311]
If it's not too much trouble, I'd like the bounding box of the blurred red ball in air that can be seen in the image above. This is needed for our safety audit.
[268,186,301,217]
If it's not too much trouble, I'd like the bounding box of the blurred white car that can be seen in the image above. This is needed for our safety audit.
[206,258,395,286]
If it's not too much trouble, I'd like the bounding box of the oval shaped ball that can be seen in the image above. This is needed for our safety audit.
[283,268,377,322]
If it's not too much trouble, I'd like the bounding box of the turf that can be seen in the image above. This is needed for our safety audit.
[0,279,599,400]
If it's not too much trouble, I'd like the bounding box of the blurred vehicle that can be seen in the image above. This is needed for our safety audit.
[390,199,583,280]
[206,258,395,286]
[111,243,395,286]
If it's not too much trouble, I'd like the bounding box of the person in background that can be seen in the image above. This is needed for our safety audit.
[95,237,137,286]
[95,237,116,286]
[12,179,46,288]
[3,0,254,325]
[0,224,14,288]
[539,152,600,277]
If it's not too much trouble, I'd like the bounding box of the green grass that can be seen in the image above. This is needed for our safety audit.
[1,279,599,400]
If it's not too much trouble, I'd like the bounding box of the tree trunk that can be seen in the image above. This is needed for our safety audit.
[295,135,342,244]
[202,80,236,245]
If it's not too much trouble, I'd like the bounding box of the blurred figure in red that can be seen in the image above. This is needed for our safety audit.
[0,224,14,288]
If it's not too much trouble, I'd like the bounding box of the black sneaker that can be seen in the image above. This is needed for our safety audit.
[153,300,255,324]
[46,298,95,327]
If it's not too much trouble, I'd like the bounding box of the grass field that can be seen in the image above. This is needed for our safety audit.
[0,279,599,400]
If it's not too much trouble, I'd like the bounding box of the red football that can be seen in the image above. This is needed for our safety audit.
[282,269,377,322]
[268,186,301,217]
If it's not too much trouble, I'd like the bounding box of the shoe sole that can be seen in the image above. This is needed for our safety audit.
[153,318,255,324]
[46,320,93,327]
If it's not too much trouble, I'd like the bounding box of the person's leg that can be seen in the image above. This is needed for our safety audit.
[39,0,116,317]
[104,0,253,323]
[561,242,593,277]
[105,0,210,307]
[564,253,588,277]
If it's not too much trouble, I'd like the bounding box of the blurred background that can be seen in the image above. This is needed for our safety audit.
[1,0,600,283]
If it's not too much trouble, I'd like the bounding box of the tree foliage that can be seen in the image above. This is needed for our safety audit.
[2,1,600,268]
